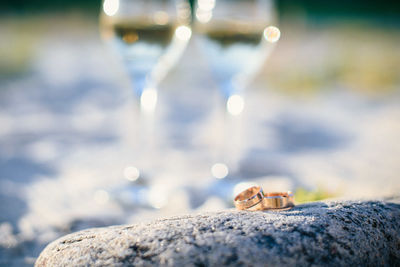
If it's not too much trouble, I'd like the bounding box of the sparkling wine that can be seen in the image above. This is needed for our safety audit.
[205,28,262,47]
[197,22,267,97]
[101,18,179,94]
[112,21,176,47]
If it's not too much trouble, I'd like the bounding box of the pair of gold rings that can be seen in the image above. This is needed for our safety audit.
[234,186,294,211]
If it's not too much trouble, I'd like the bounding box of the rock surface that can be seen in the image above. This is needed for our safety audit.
[36,199,400,266]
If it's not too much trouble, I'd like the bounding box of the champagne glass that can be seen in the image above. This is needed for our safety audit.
[99,0,192,208]
[195,0,280,178]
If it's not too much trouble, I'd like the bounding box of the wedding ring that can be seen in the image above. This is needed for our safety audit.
[234,186,264,210]
[263,191,295,210]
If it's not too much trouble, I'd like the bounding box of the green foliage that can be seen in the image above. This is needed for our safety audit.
[2,0,400,22]
[0,18,39,79]
[294,187,336,204]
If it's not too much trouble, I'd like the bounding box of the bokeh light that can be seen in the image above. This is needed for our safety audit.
[211,163,229,179]
[196,0,215,23]
[264,26,281,43]
[148,187,168,209]
[123,166,140,182]
[140,88,158,113]
[226,94,245,116]
[103,0,119,17]
[175,25,192,41]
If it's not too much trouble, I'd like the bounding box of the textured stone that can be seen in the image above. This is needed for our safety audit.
[36,199,400,266]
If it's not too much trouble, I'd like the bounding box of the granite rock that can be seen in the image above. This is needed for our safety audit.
[36,199,400,266]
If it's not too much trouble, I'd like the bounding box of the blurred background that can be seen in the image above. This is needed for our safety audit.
[1,0,400,266]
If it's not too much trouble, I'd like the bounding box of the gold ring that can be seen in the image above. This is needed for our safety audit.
[263,191,295,210]
[234,186,264,210]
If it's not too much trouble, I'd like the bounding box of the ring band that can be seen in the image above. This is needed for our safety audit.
[263,191,294,209]
[234,186,264,210]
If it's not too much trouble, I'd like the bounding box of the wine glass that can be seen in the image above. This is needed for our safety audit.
[100,0,192,112]
[194,0,280,178]
[99,0,192,208]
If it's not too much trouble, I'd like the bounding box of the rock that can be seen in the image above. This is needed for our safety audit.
[36,199,400,266]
